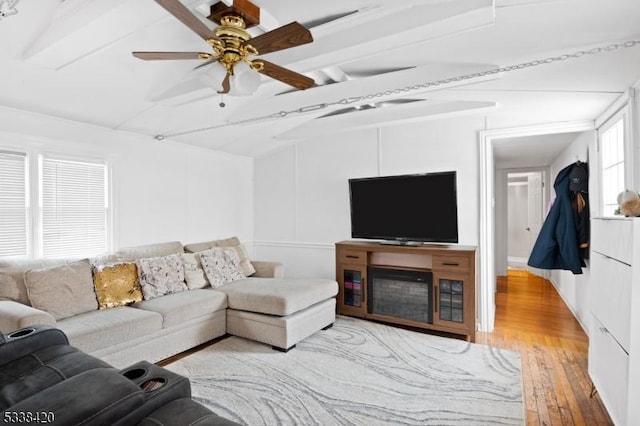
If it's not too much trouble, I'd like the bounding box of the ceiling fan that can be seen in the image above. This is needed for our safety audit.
[133,0,315,95]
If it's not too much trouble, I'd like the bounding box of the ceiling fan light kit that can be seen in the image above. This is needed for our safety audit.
[133,0,315,96]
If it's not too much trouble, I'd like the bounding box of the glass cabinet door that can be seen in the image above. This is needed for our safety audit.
[438,279,464,323]
[338,265,367,317]
[433,273,468,329]
[344,269,363,307]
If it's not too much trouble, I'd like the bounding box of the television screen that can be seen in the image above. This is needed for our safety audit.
[349,171,459,244]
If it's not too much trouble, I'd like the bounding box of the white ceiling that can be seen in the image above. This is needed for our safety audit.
[0,0,639,160]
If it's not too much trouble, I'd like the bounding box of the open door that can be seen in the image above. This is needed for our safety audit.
[506,171,546,273]
[525,172,546,278]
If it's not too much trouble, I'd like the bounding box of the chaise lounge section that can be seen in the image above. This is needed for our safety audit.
[220,277,337,351]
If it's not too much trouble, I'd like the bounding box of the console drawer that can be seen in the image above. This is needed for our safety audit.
[432,255,470,272]
[337,249,367,265]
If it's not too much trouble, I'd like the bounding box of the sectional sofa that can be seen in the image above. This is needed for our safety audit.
[0,238,338,368]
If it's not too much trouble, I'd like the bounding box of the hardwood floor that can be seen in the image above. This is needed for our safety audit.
[476,270,612,425]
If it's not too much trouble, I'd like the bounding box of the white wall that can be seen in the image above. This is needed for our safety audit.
[548,130,594,332]
[0,106,254,252]
[635,85,640,192]
[254,116,484,278]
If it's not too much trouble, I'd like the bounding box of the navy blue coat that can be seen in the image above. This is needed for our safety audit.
[527,163,587,275]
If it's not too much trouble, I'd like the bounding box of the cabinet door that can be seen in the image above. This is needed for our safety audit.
[591,251,632,352]
[589,315,629,426]
[432,272,471,331]
[337,264,367,317]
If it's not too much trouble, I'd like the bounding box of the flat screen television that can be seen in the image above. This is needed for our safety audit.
[348,171,458,244]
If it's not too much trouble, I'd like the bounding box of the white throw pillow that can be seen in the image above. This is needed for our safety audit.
[198,248,244,288]
[181,253,209,290]
[136,254,187,300]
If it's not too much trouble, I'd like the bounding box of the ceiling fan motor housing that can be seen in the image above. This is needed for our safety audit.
[211,15,256,73]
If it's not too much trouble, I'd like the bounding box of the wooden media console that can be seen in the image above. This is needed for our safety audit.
[335,240,477,342]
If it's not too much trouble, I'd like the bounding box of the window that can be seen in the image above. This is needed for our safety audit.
[39,156,109,258]
[0,151,28,257]
[599,110,628,216]
[0,149,110,259]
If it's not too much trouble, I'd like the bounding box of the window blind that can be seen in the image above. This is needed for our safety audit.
[0,151,28,257]
[40,156,108,258]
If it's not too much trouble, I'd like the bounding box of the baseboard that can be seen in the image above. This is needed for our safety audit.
[507,256,528,268]
[547,275,590,336]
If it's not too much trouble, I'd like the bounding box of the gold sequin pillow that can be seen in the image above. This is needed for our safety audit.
[93,263,143,309]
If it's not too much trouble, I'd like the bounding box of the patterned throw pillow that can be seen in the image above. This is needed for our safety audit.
[215,237,256,277]
[181,253,209,290]
[184,237,256,277]
[198,248,245,288]
[136,254,187,300]
[93,263,143,309]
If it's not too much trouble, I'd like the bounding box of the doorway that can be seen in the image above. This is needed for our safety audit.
[506,170,545,275]
[478,121,594,332]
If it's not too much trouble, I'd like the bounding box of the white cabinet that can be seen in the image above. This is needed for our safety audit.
[589,217,640,426]
[591,251,632,351]
[590,316,630,424]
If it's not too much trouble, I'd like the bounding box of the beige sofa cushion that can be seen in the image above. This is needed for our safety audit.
[184,237,256,277]
[0,300,56,332]
[24,259,98,320]
[116,241,184,262]
[0,258,74,305]
[58,306,163,353]
[132,288,227,328]
[251,261,284,279]
[217,277,338,316]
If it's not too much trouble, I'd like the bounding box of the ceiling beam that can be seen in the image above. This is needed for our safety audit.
[23,0,207,69]
[233,62,501,121]
[265,0,494,73]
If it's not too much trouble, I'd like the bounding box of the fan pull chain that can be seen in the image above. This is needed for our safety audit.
[219,94,226,108]
[154,39,640,140]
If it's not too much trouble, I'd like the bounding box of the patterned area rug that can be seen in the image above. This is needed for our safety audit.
[167,316,524,425]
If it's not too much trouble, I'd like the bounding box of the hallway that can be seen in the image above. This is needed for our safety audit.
[477,270,612,425]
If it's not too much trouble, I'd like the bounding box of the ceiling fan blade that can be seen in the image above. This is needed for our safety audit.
[232,0,260,24]
[208,0,260,27]
[218,72,231,94]
[154,0,215,41]
[132,52,211,60]
[254,60,314,90]
[243,22,312,55]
